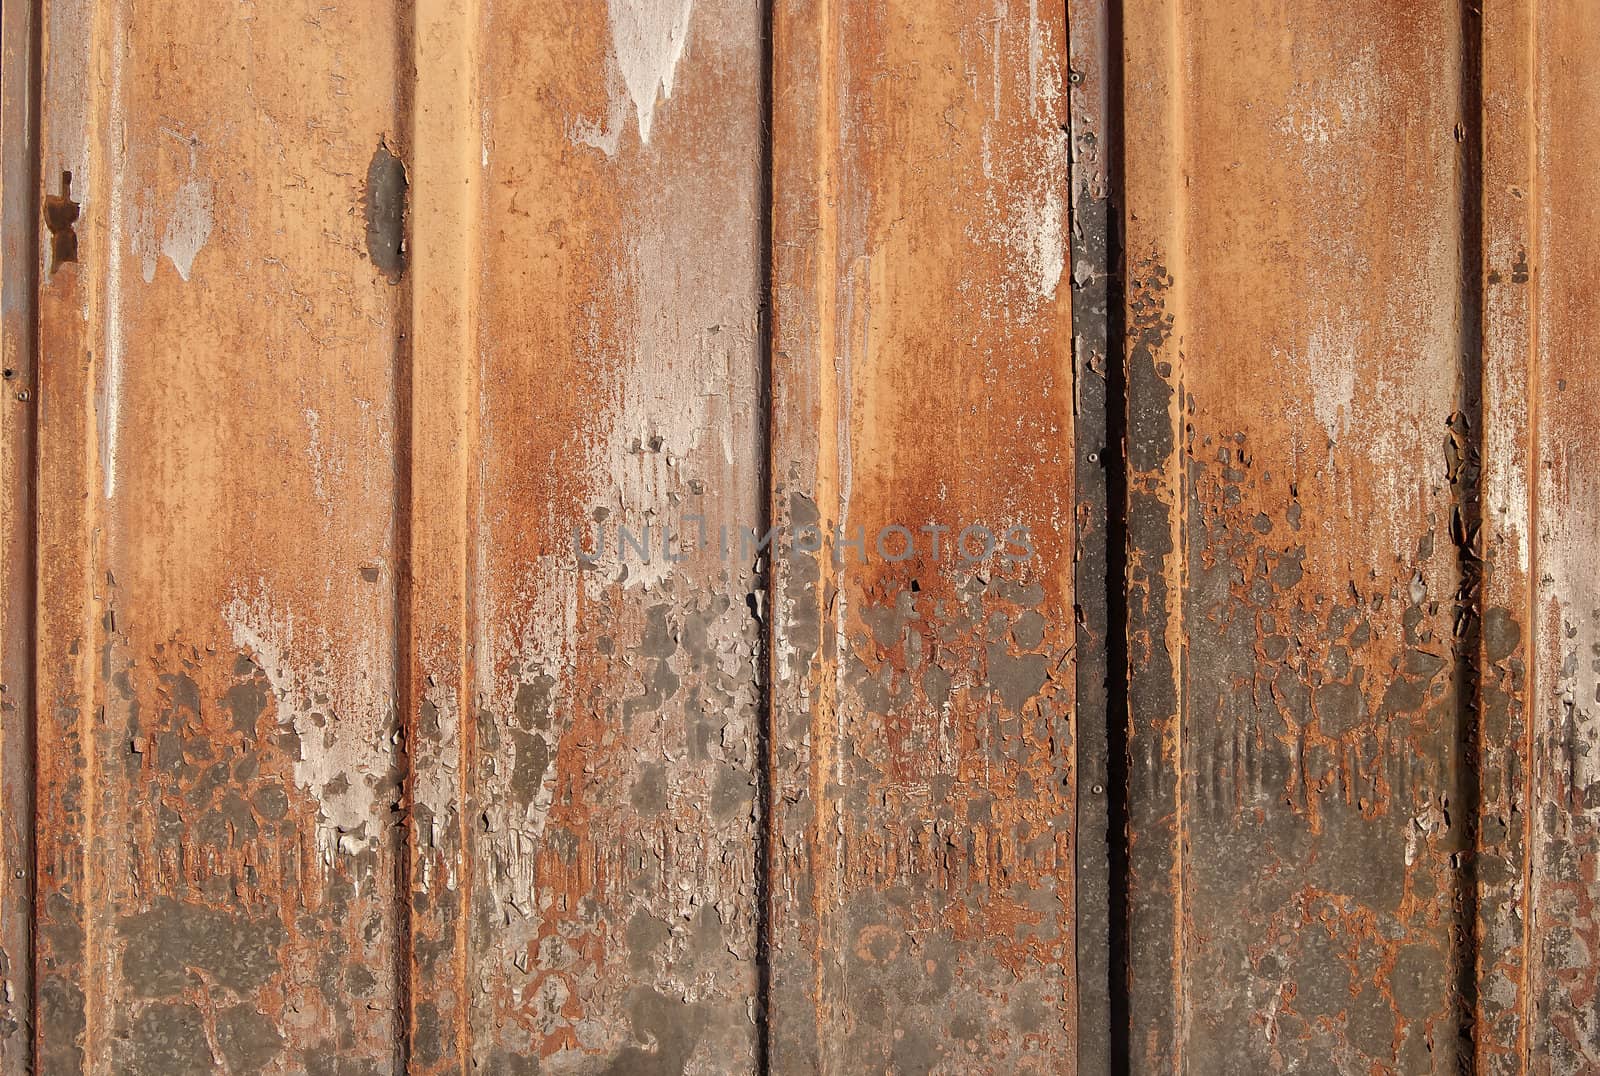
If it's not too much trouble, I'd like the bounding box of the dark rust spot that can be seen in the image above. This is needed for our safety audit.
[364,139,408,283]
[44,171,79,274]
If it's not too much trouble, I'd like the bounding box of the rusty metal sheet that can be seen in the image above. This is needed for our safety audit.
[26,0,411,1071]
[766,1,1076,1070]
[1122,0,1482,1070]
[8,1,1600,1073]
[1119,2,1596,1074]
[9,1,772,1073]
[1499,5,1600,1070]
[1120,0,1478,1069]
[409,1,768,1069]
[0,0,39,1067]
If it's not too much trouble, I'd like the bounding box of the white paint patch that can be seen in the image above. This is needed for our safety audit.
[1405,801,1446,867]
[1027,0,1042,113]
[569,90,632,159]
[605,0,695,144]
[102,14,130,502]
[969,8,1068,308]
[160,178,213,281]
[1027,188,1065,299]
[1547,457,1600,791]
[1304,315,1358,444]
[302,407,336,518]
[224,585,391,858]
[412,671,463,896]
[587,216,753,591]
[989,185,1065,302]
[1482,231,1533,567]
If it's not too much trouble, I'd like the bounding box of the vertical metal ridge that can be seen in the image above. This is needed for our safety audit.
[1519,3,1600,1063]
[1516,3,1539,1070]
[765,1,832,1065]
[769,2,1076,1067]
[404,0,480,1067]
[30,0,105,1064]
[1477,0,1542,1068]
[0,0,42,1065]
[391,0,417,1068]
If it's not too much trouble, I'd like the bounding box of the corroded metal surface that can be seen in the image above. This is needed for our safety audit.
[420,0,768,1069]
[1508,7,1600,1071]
[3,1,1600,1074]
[1125,2,1483,1071]
[29,1,410,1071]
[767,0,1074,1071]
[1121,2,1597,1074]
[0,0,37,1068]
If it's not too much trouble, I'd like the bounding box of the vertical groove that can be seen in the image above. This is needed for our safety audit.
[1066,0,1126,1070]
[1102,1,1130,1068]
[1455,1,1485,1068]
[392,0,416,1066]
[79,0,118,1063]
[755,0,776,1070]
[1167,2,1188,1058]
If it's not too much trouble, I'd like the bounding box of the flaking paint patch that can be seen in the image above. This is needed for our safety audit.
[1483,231,1533,556]
[223,586,391,857]
[605,0,694,145]
[302,407,336,518]
[486,555,578,843]
[968,10,1067,305]
[982,181,1066,301]
[569,90,631,159]
[1302,313,1358,444]
[412,669,463,897]
[1026,187,1065,299]
[587,164,757,592]
[159,178,213,282]
[1547,457,1600,789]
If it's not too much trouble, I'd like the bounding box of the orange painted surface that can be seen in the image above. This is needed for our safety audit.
[0,2,1596,1074]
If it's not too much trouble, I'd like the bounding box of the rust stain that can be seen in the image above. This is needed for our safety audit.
[4,1,1599,1073]
[769,1,1074,1072]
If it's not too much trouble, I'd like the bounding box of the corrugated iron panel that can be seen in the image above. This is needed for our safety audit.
[28,0,409,1070]
[2,1,1598,1073]
[1123,2,1484,1069]
[412,1,767,1068]
[1504,7,1600,1069]
[1119,2,1598,1073]
[767,1,1074,1071]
